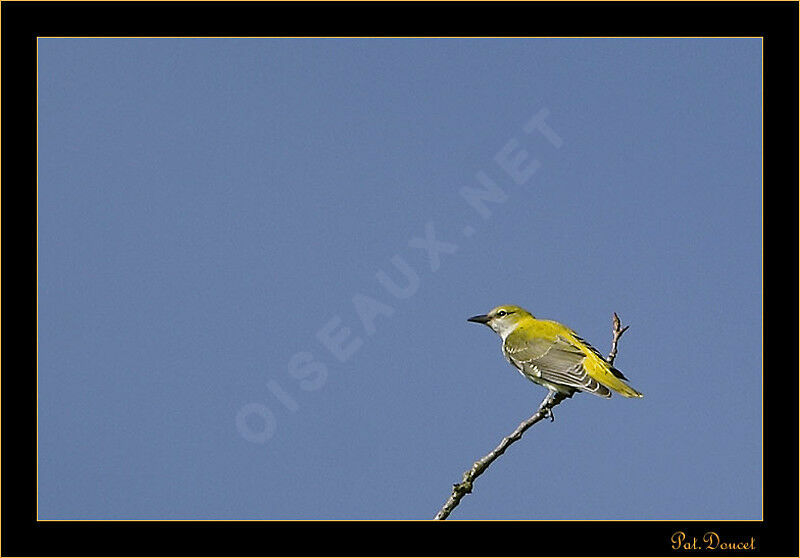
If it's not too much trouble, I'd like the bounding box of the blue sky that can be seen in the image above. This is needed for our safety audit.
[37,38,761,520]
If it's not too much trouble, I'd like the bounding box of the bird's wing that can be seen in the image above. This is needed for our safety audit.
[505,332,612,398]
[571,333,628,380]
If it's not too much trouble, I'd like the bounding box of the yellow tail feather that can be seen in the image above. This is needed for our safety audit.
[583,353,644,398]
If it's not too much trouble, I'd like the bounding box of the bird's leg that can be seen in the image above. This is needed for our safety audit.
[537,390,557,422]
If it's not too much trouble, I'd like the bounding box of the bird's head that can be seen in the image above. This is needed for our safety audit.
[467,305,534,338]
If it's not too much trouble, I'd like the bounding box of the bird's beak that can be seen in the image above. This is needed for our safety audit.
[467,314,492,324]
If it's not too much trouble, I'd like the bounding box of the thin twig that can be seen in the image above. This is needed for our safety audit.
[433,391,567,520]
[433,312,629,520]
[606,312,629,366]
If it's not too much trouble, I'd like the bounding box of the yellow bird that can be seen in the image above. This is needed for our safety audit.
[468,305,643,409]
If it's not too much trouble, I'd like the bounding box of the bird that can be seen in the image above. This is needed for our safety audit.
[468,305,642,418]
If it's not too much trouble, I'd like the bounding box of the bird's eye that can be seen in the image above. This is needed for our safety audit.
[496,310,507,317]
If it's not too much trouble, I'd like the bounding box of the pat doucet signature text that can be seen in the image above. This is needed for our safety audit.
[671,531,756,551]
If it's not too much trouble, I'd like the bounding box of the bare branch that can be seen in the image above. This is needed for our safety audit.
[606,312,629,366]
[434,312,630,520]
[434,391,567,520]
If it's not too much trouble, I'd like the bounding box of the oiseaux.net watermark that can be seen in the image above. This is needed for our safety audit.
[236,108,563,444]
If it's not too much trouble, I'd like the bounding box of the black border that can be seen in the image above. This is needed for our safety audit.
[3,1,797,556]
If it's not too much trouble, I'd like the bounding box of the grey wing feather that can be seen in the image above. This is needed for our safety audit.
[507,334,612,398]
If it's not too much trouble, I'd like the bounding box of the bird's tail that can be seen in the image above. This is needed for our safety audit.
[586,357,644,398]
[608,376,644,398]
